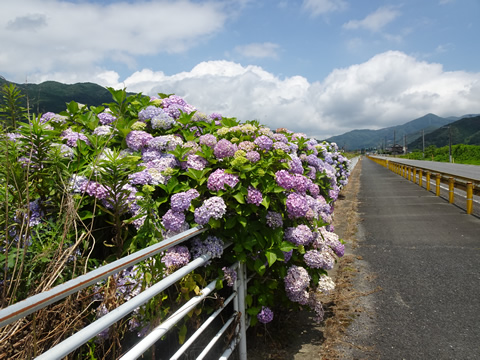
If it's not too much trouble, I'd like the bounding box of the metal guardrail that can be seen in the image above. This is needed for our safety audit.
[0,226,249,360]
[367,156,479,215]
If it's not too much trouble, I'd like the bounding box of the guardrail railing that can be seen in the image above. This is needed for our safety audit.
[367,156,479,215]
[0,226,249,360]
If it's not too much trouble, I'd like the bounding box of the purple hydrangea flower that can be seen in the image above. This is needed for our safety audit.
[98,112,116,125]
[275,170,294,190]
[162,209,186,232]
[84,181,110,200]
[170,189,199,212]
[246,186,263,206]
[138,106,165,121]
[257,306,274,324]
[190,236,224,261]
[245,151,261,163]
[194,196,227,225]
[283,249,293,262]
[199,134,218,147]
[303,250,334,270]
[209,113,222,121]
[161,245,191,269]
[222,266,237,287]
[186,154,208,170]
[129,170,153,185]
[265,211,283,229]
[289,156,304,174]
[284,224,314,246]
[273,142,290,152]
[207,169,239,192]
[254,135,273,151]
[273,133,288,143]
[284,265,311,305]
[62,128,91,147]
[126,131,154,151]
[213,139,237,159]
[293,174,311,195]
[286,193,309,219]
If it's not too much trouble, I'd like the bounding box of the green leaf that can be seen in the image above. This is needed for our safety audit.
[261,196,270,209]
[265,250,277,267]
[279,241,295,252]
[225,217,237,229]
[237,216,247,228]
[232,192,245,204]
[144,272,152,284]
[178,324,188,345]
[254,258,266,276]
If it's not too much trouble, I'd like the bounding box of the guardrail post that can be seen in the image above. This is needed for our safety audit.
[418,169,423,187]
[236,261,248,360]
[436,174,441,196]
[448,177,455,203]
[404,166,407,179]
[426,172,431,191]
[466,182,473,215]
[408,167,411,181]
[413,167,417,183]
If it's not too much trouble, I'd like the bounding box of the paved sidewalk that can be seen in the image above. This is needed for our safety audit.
[353,157,480,359]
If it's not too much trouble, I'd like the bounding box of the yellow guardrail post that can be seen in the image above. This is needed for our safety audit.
[413,167,417,183]
[466,182,473,215]
[436,173,441,196]
[426,172,431,191]
[404,166,407,179]
[418,169,423,187]
[448,177,455,203]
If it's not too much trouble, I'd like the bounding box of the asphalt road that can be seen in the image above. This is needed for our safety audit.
[353,157,480,359]
[370,156,480,181]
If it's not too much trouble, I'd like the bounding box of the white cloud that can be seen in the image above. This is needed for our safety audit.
[0,0,230,80]
[104,52,480,139]
[301,0,347,16]
[343,6,401,32]
[234,42,281,59]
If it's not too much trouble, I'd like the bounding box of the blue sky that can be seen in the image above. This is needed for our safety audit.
[1,0,479,138]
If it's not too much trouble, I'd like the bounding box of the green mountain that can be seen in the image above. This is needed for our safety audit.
[0,77,115,114]
[326,113,467,151]
[407,115,480,150]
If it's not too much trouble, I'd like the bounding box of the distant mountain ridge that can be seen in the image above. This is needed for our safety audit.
[325,113,480,150]
[0,77,116,114]
[407,115,480,150]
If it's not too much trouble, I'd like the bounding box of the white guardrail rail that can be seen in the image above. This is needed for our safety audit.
[0,226,250,360]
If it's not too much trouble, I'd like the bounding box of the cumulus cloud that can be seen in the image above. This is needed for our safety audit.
[301,0,347,16]
[106,51,480,139]
[234,42,281,59]
[0,0,229,80]
[343,6,401,32]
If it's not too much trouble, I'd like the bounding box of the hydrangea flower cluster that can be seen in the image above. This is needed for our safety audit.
[257,306,274,324]
[222,266,237,287]
[161,245,191,270]
[10,90,351,336]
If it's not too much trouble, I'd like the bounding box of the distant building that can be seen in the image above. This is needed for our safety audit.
[386,144,404,155]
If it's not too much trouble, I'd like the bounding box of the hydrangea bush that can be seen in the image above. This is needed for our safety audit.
[0,87,350,357]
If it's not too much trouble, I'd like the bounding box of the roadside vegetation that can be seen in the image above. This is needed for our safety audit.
[400,144,480,165]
